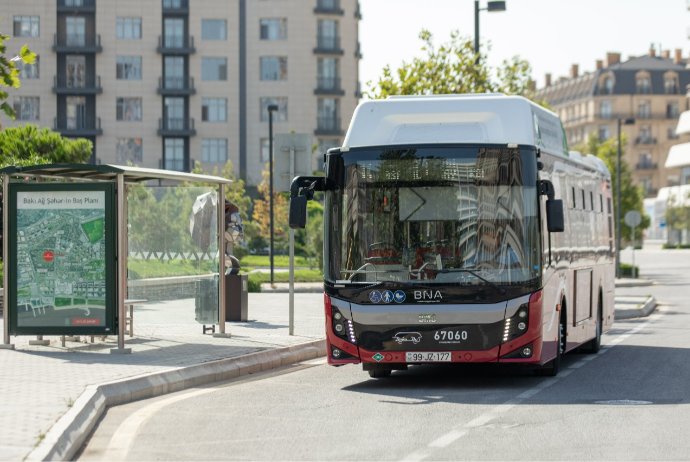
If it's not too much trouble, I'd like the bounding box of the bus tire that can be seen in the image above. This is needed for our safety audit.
[581,293,602,354]
[368,370,392,378]
[536,306,566,377]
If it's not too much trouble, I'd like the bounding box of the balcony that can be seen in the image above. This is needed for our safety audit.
[162,0,189,14]
[314,76,344,95]
[314,35,343,55]
[53,75,102,94]
[314,0,344,15]
[635,137,657,145]
[315,116,342,136]
[54,116,102,136]
[355,81,363,98]
[158,117,196,136]
[636,162,658,170]
[157,76,196,95]
[157,35,195,54]
[57,0,96,13]
[53,34,102,53]
[355,1,362,18]
[355,41,363,59]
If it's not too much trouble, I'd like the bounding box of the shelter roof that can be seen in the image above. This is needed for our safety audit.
[0,164,232,184]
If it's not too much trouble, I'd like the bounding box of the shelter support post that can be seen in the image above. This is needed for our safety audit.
[289,148,295,336]
[1,174,15,349]
[214,184,231,338]
[111,173,131,354]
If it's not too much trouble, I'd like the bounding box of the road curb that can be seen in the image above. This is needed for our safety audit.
[615,296,657,320]
[615,278,654,287]
[25,339,327,462]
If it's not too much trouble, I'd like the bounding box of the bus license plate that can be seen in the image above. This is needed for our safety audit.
[406,352,452,362]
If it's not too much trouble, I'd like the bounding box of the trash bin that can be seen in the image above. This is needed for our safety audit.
[195,277,219,325]
[225,273,248,321]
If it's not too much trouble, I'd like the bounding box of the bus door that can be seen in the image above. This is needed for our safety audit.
[573,268,593,344]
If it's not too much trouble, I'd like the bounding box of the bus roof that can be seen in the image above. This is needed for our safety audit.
[343,94,570,158]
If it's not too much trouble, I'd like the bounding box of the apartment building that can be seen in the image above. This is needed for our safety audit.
[1,0,362,186]
[535,49,690,197]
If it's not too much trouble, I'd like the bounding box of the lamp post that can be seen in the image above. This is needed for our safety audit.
[616,117,635,278]
[267,104,279,285]
[474,1,506,64]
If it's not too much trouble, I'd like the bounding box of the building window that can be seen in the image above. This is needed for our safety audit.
[598,125,609,140]
[639,125,652,139]
[636,77,651,94]
[318,138,340,155]
[201,98,227,122]
[641,177,653,195]
[116,56,142,80]
[669,125,679,140]
[665,78,678,94]
[17,55,39,79]
[164,97,185,128]
[13,16,39,37]
[600,100,611,119]
[66,96,85,128]
[318,98,339,130]
[638,100,651,119]
[317,19,338,49]
[260,138,270,163]
[260,57,287,81]
[66,17,85,46]
[66,0,84,6]
[116,18,142,39]
[603,77,613,95]
[163,56,184,88]
[13,97,39,120]
[668,175,680,187]
[202,20,226,40]
[201,58,227,80]
[318,58,339,89]
[163,18,184,48]
[260,97,288,121]
[165,138,185,172]
[638,152,652,169]
[667,100,679,119]
[116,98,142,122]
[116,138,143,163]
[163,0,182,7]
[260,19,287,40]
[202,139,227,163]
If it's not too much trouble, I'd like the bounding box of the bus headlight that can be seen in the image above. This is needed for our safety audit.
[502,303,529,343]
[331,306,356,344]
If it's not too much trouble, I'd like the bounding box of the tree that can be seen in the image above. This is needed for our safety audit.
[0,124,92,164]
[575,133,650,242]
[366,29,542,104]
[252,165,290,251]
[0,19,35,118]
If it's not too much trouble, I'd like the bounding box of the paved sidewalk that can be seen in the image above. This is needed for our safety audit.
[0,293,325,462]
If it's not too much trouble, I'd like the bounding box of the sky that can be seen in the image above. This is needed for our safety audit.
[359,0,690,94]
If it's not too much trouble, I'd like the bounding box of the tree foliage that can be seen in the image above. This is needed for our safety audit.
[252,165,289,251]
[0,19,35,118]
[0,124,92,164]
[366,30,541,103]
[665,190,690,238]
[576,133,650,242]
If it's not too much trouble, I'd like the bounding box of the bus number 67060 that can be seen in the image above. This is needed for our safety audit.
[434,330,468,341]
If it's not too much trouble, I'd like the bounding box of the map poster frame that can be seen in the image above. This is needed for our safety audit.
[8,183,116,336]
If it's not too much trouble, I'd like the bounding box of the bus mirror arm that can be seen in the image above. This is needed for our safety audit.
[288,175,331,230]
[539,180,565,233]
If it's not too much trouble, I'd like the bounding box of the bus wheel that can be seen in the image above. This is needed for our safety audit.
[581,294,602,354]
[368,370,392,378]
[536,310,565,377]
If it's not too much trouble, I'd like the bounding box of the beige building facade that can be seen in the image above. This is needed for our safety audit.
[536,50,690,197]
[1,0,361,186]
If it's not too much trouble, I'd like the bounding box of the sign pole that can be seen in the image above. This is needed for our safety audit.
[111,173,131,354]
[289,147,295,336]
[632,225,636,279]
[214,184,230,338]
[1,174,14,349]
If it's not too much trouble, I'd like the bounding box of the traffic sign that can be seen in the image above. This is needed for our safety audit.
[625,210,642,228]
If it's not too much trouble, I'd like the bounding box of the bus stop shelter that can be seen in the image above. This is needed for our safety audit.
[1,163,233,354]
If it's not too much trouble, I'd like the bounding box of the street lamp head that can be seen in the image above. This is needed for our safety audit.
[624,118,636,125]
[267,104,279,112]
[487,1,506,12]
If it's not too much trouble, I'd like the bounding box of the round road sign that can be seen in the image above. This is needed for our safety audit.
[625,210,642,228]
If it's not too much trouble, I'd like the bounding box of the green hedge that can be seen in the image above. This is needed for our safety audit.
[662,243,690,249]
[620,263,640,278]
[246,269,322,293]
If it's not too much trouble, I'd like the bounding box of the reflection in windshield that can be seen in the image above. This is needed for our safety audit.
[325,147,539,286]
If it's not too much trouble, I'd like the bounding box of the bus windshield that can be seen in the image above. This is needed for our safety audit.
[324,146,540,287]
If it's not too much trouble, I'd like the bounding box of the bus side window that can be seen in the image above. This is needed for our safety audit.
[572,187,577,209]
[599,194,603,213]
[581,189,586,210]
[590,191,594,212]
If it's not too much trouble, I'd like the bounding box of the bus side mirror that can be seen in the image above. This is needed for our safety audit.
[546,199,564,233]
[289,195,308,229]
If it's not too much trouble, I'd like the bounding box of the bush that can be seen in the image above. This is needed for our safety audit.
[620,263,640,278]
[247,276,262,293]
[662,243,690,249]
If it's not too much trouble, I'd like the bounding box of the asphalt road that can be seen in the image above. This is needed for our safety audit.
[77,248,690,461]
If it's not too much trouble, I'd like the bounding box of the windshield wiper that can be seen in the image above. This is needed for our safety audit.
[429,268,506,294]
[351,280,436,296]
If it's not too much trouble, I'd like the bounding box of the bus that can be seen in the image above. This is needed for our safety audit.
[289,94,615,377]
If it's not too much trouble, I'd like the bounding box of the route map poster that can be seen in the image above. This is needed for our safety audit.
[9,185,115,335]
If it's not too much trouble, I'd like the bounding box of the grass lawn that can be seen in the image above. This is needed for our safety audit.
[239,255,312,268]
[127,259,219,279]
[247,269,322,284]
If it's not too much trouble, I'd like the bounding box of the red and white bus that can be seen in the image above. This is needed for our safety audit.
[290,94,615,377]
